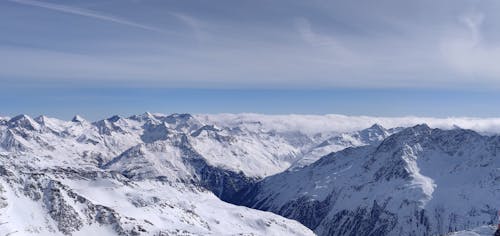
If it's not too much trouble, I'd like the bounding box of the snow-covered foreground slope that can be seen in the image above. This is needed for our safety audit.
[449,225,497,236]
[235,125,500,236]
[0,164,314,235]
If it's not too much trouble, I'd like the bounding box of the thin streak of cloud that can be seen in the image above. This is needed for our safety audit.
[295,18,344,49]
[170,12,206,40]
[8,0,170,34]
[294,18,366,67]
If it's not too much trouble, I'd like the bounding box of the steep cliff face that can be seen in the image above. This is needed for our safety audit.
[236,125,500,236]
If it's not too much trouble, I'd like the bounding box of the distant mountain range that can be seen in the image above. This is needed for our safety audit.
[0,113,498,235]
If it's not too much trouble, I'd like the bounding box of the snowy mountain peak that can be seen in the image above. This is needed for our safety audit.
[129,112,160,123]
[406,123,431,133]
[164,113,195,124]
[106,115,122,123]
[33,115,71,133]
[164,113,202,132]
[0,117,7,125]
[191,124,221,137]
[71,115,86,123]
[7,114,41,131]
[358,123,389,141]
[34,115,48,123]
[290,123,398,169]
[368,123,386,131]
[167,113,193,119]
[375,124,430,147]
[92,117,128,135]
[380,124,483,154]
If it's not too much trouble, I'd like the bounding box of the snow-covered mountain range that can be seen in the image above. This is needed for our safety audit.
[0,113,499,235]
[235,124,500,236]
[0,113,318,235]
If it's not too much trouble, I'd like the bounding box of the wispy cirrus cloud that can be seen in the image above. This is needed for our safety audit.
[7,0,169,34]
[170,12,206,40]
[3,0,500,90]
[294,17,362,66]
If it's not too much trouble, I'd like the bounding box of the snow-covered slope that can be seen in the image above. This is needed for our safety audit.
[0,163,314,235]
[188,124,303,177]
[235,125,500,236]
[449,225,497,236]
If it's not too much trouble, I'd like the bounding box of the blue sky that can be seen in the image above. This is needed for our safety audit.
[1,87,499,120]
[1,0,500,120]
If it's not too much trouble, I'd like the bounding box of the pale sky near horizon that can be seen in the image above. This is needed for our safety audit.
[1,0,500,118]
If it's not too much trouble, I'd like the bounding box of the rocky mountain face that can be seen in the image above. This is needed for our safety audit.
[234,124,500,236]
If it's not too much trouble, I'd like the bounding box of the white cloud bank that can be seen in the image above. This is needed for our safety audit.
[198,114,500,134]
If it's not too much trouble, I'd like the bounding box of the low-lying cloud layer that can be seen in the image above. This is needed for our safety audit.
[199,113,500,134]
